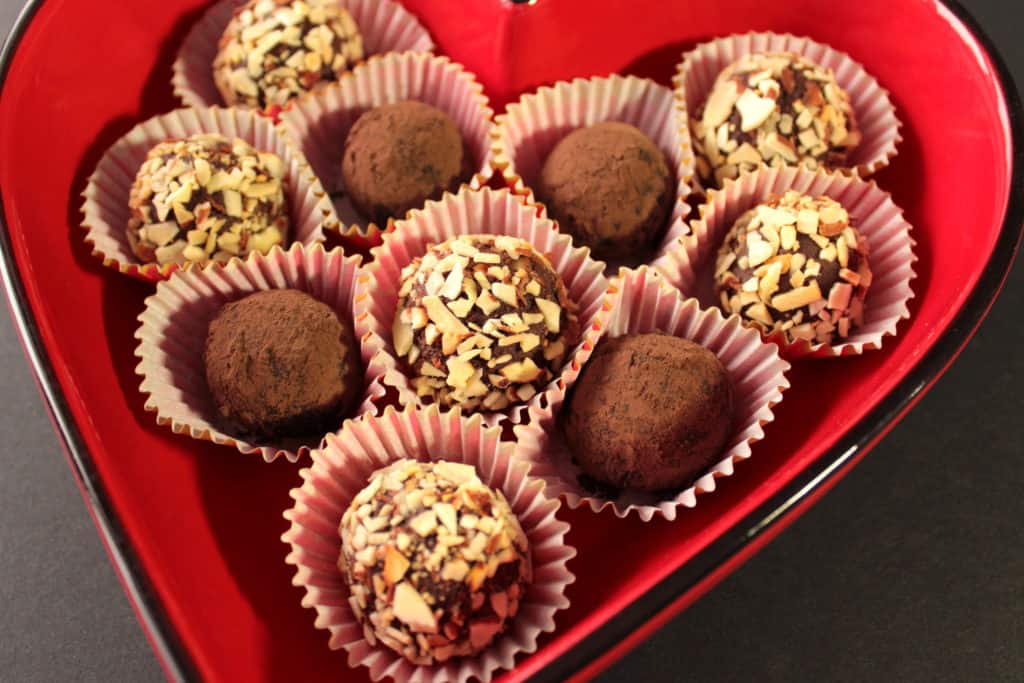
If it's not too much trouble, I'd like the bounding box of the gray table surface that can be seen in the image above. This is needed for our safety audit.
[1,1,1022,681]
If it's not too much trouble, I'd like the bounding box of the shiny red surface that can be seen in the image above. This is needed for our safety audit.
[0,1,1013,681]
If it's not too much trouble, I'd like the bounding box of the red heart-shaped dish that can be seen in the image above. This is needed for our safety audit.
[0,0,1020,681]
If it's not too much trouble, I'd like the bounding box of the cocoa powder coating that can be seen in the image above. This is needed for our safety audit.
[563,333,734,492]
[537,122,674,263]
[341,101,474,226]
[204,289,362,441]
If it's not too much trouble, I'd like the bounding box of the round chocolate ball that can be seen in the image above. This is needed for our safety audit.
[715,190,872,345]
[213,0,364,109]
[341,101,474,226]
[339,459,532,665]
[537,122,674,262]
[393,235,578,413]
[127,134,289,266]
[563,333,734,492]
[693,52,862,188]
[204,289,362,441]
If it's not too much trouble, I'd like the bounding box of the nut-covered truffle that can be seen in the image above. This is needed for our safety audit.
[213,0,364,109]
[393,235,579,413]
[127,134,288,266]
[693,52,861,188]
[204,289,362,440]
[341,101,474,226]
[537,122,674,262]
[564,333,735,493]
[339,459,531,665]
[715,190,873,345]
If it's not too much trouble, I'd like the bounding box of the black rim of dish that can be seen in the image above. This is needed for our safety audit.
[0,1,1021,682]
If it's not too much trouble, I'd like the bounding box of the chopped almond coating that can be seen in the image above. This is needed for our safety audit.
[693,52,861,188]
[339,459,531,665]
[127,134,288,266]
[393,235,579,412]
[715,190,871,345]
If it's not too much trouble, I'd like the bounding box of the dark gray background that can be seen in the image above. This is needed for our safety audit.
[1,0,1021,681]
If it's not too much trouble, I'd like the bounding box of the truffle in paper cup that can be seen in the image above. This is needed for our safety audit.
[354,186,612,426]
[277,52,495,249]
[514,266,790,522]
[134,243,384,462]
[81,106,333,282]
[492,74,696,275]
[282,405,575,683]
[675,31,901,186]
[666,165,916,358]
[172,0,435,111]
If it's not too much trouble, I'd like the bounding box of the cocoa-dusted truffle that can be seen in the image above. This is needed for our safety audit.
[213,0,364,109]
[563,333,734,492]
[127,134,288,266]
[392,235,578,413]
[204,289,362,440]
[693,52,861,188]
[339,459,531,665]
[537,122,674,262]
[715,190,872,345]
[341,101,474,226]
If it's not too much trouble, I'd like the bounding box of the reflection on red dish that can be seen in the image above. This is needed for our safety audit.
[0,1,1020,682]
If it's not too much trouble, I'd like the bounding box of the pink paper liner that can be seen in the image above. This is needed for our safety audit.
[134,243,385,462]
[514,266,791,522]
[492,75,696,278]
[675,31,902,182]
[277,52,496,246]
[172,0,436,111]
[354,186,613,427]
[282,405,575,682]
[81,106,333,283]
[666,165,917,358]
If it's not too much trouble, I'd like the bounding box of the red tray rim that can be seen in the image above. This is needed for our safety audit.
[1,1,1022,681]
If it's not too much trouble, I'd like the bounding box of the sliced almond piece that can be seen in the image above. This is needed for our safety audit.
[534,297,561,334]
[383,547,410,584]
[736,89,777,132]
[771,281,823,312]
[491,282,518,307]
[500,358,542,383]
[392,582,438,633]
[445,356,476,389]
[435,461,476,485]
[746,303,774,326]
[702,81,741,129]
[422,296,470,336]
[409,510,438,537]
[145,222,179,247]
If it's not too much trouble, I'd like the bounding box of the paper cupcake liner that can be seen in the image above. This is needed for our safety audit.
[81,106,333,283]
[354,186,612,426]
[172,0,435,111]
[134,243,385,462]
[675,31,902,181]
[282,405,575,682]
[277,52,496,249]
[514,266,790,522]
[492,74,696,276]
[666,165,916,358]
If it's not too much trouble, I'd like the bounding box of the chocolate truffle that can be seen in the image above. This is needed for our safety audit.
[693,52,861,188]
[715,190,872,345]
[393,235,578,413]
[204,289,361,440]
[339,459,531,665]
[213,0,364,109]
[537,122,674,262]
[563,333,734,492]
[127,134,288,266]
[341,101,474,226]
